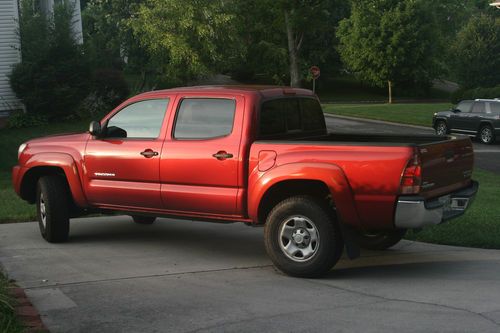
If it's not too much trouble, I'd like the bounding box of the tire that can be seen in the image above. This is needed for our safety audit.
[131,215,156,225]
[478,125,495,145]
[356,229,406,251]
[36,175,70,243]
[264,196,344,278]
[435,120,448,136]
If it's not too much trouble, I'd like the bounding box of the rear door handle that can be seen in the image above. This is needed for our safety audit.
[141,149,159,158]
[212,151,233,160]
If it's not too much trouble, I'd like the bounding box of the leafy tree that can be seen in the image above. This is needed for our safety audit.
[337,0,444,102]
[128,0,238,86]
[9,0,90,118]
[451,14,500,89]
[232,0,348,87]
[82,0,145,70]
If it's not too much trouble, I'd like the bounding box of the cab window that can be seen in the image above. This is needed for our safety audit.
[106,99,169,139]
[173,98,236,139]
[456,101,472,113]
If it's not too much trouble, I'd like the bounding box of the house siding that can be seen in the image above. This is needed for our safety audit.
[0,0,22,114]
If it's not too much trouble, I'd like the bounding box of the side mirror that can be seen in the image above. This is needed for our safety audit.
[452,109,461,113]
[89,121,102,137]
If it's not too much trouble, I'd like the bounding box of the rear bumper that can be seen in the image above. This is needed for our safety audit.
[394,180,478,229]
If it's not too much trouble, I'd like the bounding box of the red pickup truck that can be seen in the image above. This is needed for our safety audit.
[13,86,478,277]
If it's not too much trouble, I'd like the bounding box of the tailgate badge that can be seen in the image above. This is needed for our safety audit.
[421,182,435,190]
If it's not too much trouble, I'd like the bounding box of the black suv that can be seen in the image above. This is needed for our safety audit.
[433,99,500,144]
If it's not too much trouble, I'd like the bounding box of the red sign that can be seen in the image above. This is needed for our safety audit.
[310,66,320,79]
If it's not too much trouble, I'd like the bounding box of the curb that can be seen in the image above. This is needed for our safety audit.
[8,285,49,333]
[323,113,434,131]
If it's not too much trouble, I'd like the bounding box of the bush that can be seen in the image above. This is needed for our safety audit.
[90,69,130,106]
[7,112,48,128]
[76,69,130,119]
[8,0,90,120]
[452,86,500,103]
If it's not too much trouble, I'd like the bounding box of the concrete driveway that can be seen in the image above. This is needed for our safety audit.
[324,114,500,175]
[1,216,500,332]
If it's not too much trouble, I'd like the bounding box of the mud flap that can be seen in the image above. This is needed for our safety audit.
[339,223,360,259]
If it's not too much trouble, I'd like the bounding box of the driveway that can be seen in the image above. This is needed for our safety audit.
[1,217,500,332]
[324,114,500,175]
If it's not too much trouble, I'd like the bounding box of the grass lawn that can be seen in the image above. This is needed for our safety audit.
[0,274,24,333]
[323,103,452,127]
[406,169,500,249]
[0,119,89,223]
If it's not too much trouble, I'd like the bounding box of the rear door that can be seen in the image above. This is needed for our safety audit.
[160,95,245,216]
[468,102,486,132]
[84,98,171,209]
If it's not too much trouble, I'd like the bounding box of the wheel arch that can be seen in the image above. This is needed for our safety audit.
[248,163,361,227]
[19,153,88,207]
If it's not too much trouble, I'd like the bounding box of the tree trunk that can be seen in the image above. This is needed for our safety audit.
[284,10,301,88]
[388,80,393,104]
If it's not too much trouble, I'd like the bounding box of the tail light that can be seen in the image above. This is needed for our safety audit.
[400,153,421,195]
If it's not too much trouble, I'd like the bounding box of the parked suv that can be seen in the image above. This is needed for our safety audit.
[433,99,500,144]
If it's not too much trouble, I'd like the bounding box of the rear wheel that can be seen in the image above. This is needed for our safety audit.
[36,175,70,243]
[479,125,495,145]
[356,229,406,250]
[264,196,343,277]
[435,121,448,136]
[131,215,156,225]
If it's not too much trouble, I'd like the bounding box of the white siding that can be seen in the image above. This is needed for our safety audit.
[0,0,22,113]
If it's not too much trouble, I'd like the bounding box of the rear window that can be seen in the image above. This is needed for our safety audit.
[174,98,236,139]
[259,98,325,138]
[488,102,500,113]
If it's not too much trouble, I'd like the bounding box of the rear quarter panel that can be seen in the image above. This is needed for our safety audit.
[248,142,414,229]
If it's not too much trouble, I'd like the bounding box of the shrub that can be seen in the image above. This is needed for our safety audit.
[76,68,130,120]
[452,86,500,103]
[8,0,90,120]
[7,112,48,128]
[90,68,130,107]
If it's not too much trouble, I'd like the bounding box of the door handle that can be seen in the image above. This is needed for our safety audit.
[212,151,233,160]
[140,149,159,158]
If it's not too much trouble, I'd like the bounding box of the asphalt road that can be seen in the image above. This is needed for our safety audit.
[1,217,500,333]
[324,114,500,175]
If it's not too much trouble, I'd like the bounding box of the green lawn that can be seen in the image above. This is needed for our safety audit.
[0,274,24,333]
[323,103,451,127]
[0,119,89,223]
[406,169,500,249]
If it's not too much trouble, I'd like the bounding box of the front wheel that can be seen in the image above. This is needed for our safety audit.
[356,229,406,251]
[479,125,495,145]
[264,196,343,278]
[435,120,448,136]
[36,175,70,243]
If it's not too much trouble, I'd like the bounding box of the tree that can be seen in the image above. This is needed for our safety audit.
[128,0,238,86]
[232,0,348,87]
[9,0,90,117]
[337,0,443,103]
[451,14,500,89]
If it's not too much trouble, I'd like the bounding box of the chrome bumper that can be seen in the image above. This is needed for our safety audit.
[394,181,479,229]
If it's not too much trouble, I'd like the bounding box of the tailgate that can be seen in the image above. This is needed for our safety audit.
[418,136,474,198]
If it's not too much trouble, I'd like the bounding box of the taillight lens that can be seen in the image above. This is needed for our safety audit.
[400,154,422,194]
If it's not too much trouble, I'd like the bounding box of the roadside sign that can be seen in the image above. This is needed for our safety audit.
[310,66,320,93]
[310,66,320,79]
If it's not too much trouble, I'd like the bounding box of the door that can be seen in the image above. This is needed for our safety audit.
[450,100,473,131]
[84,98,171,209]
[467,101,486,132]
[160,96,244,216]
